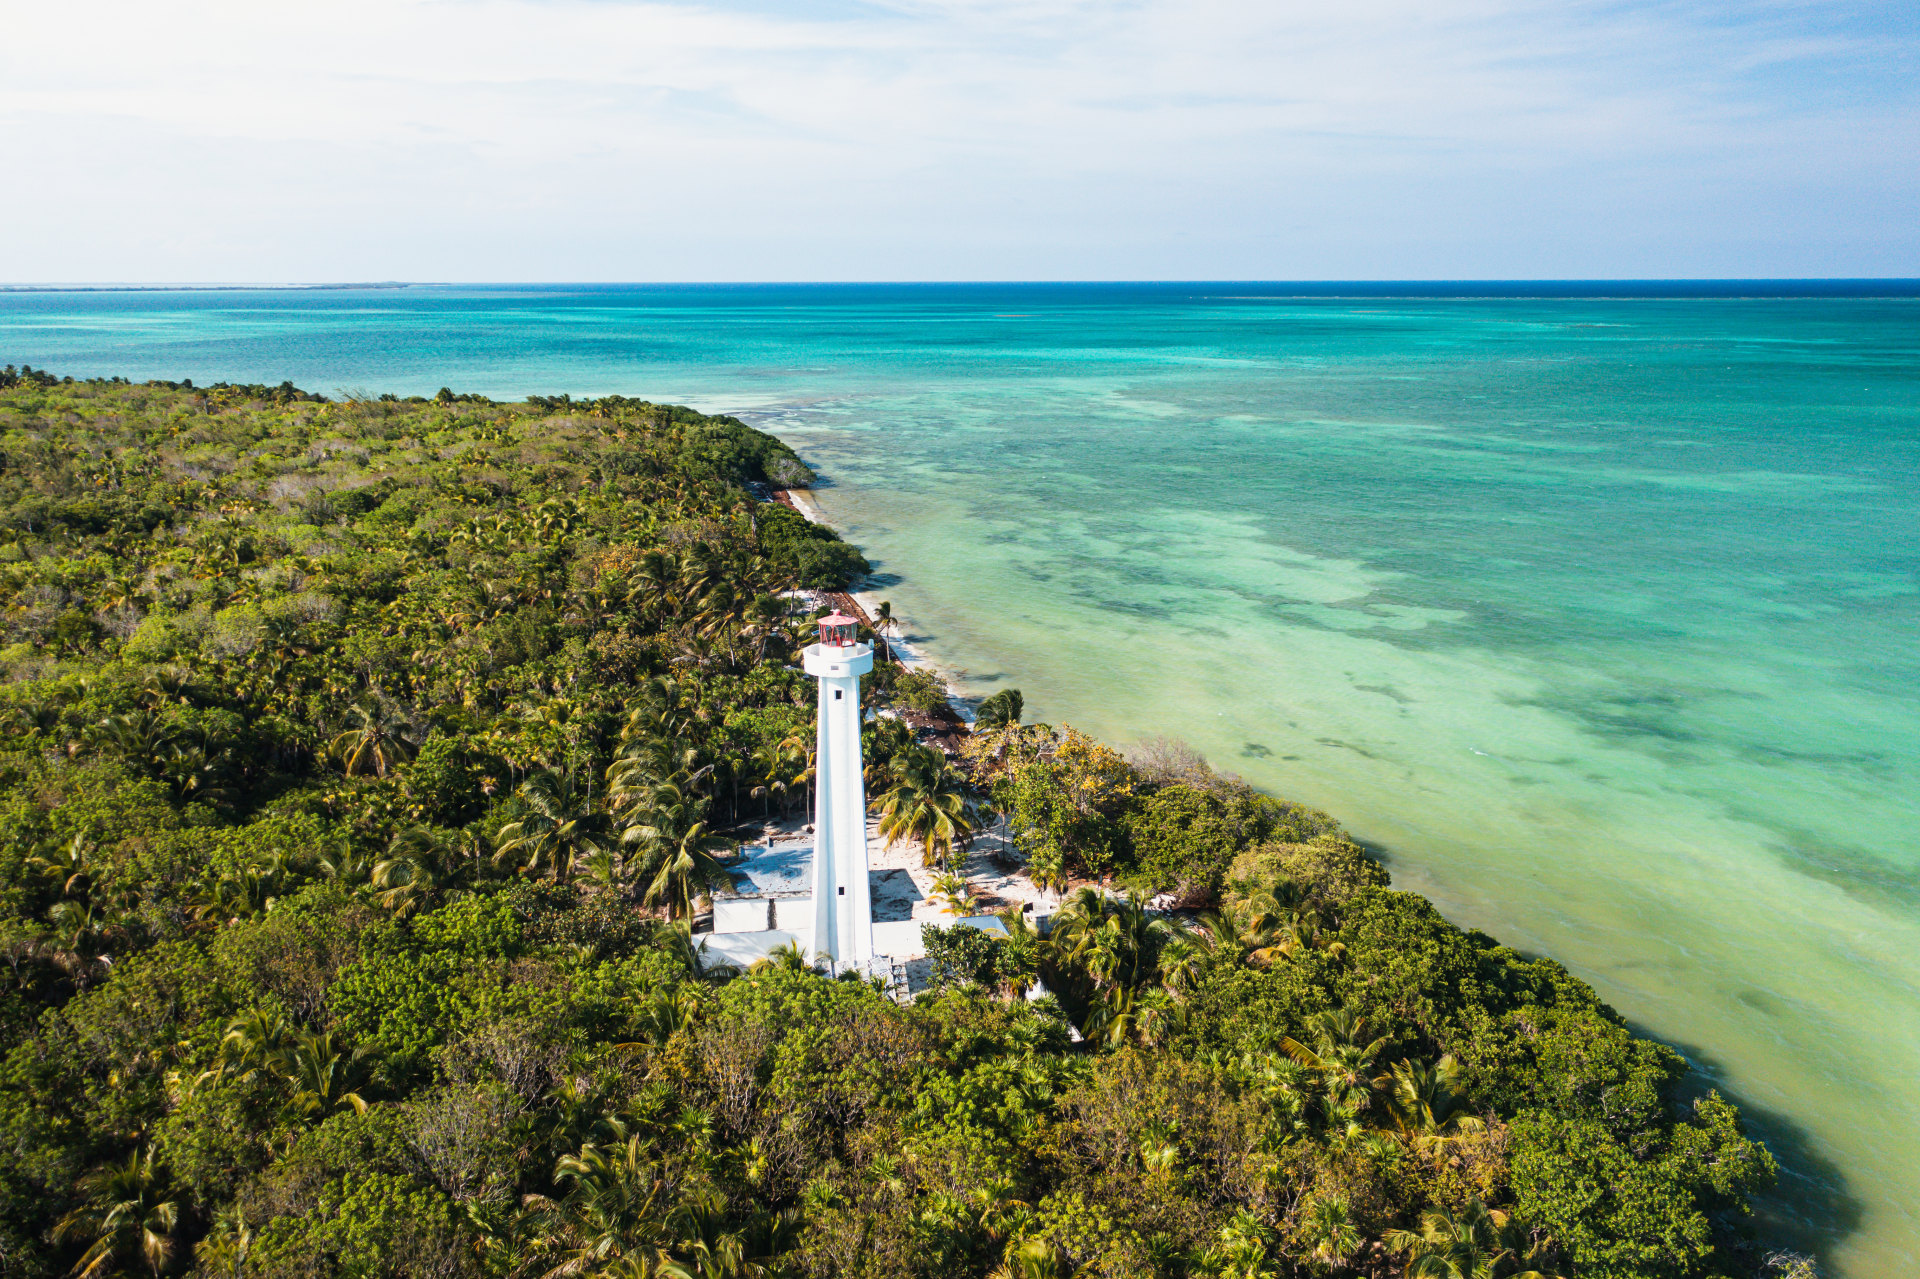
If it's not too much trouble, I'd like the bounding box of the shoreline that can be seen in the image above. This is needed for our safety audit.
[771,477,1833,1273]
[0,371,1818,1278]
[775,486,974,725]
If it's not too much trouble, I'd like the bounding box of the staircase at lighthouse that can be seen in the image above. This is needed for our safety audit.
[802,612,874,965]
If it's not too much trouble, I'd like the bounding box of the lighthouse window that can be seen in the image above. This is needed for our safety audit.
[834,690,843,700]
[838,886,845,896]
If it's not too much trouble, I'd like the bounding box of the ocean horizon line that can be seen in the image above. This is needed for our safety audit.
[3,277,1919,300]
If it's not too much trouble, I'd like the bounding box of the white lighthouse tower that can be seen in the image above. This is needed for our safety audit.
[803,612,874,965]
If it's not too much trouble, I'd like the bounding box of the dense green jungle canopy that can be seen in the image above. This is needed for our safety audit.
[0,367,1784,1279]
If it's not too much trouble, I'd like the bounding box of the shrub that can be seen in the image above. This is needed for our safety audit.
[1510,1111,1717,1278]
[248,1171,472,1279]
[1121,782,1292,897]
[756,502,870,589]
[1228,833,1387,911]
[922,921,1005,988]
[891,666,951,713]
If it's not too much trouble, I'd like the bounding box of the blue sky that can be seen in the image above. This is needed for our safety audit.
[1,0,1914,281]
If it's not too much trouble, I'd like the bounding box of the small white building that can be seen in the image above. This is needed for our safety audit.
[700,839,820,969]
[701,837,928,970]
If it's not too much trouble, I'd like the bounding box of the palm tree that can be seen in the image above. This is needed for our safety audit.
[1155,934,1208,995]
[1225,872,1294,937]
[750,940,814,974]
[669,1187,795,1279]
[1082,985,1141,1047]
[875,745,979,869]
[1385,1200,1563,1279]
[53,1149,181,1279]
[974,688,1023,732]
[1215,871,1345,969]
[650,920,713,982]
[989,1240,1072,1279]
[42,899,109,988]
[1278,1009,1392,1117]
[329,698,418,778]
[739,593,792,665]
[960,691,1028,787]
[627,549,683,625]
[0,697,65,746]
[202,1007,296,1090]
[92,709,177,775]
[205,1008,312,1091]
[1025,844,1069,901]
[720,1204,803,1279]
[313,843,375,887]
[1386,1055,1486,1146]
[694,580,749,659]
[201,1009,369,1125]
[609,737,714,814]
[372,826,446,918]
[619,675,703,746]
[747,739,806,818]
[524,1136,687,1279]
[160,731,235,806]
[27,834,96,900]
[1199,1212,1274,1279]
[1049,889,1179,996]
[192,1205,255,1278]
[861,717,914,792]
[1302,1194,1362,1271]
[930,871,978,916]
[189,862,292,930]
[1248,912,1346,969]
[1197,908,1250,962]
[631,988,705,1048]
[278,1030,370,1122]
[1132,987,1188,1047]
[870,600,898,663]
[577,847,629,898]
[773,733,817,815]
[494,768,608,884]
[635,817,734,922]
[614,774,732,920]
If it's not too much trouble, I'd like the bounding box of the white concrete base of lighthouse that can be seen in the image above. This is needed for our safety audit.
[700,829,929,973]
[697,810,1048,979]
[696,919,928,973]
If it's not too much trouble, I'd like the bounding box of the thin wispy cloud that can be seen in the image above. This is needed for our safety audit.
[2,0,1913,279]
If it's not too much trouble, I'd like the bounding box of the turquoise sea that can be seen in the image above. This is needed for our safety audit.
[3,283,1917,1276]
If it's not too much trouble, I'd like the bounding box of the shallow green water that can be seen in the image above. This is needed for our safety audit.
[4,284,1917,1273]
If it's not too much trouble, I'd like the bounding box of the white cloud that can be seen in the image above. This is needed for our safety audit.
[1,0,1913,279]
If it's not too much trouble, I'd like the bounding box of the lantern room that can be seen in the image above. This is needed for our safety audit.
[817,611,860,647]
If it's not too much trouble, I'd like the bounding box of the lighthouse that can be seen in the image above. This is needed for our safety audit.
[803,612,875,965]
